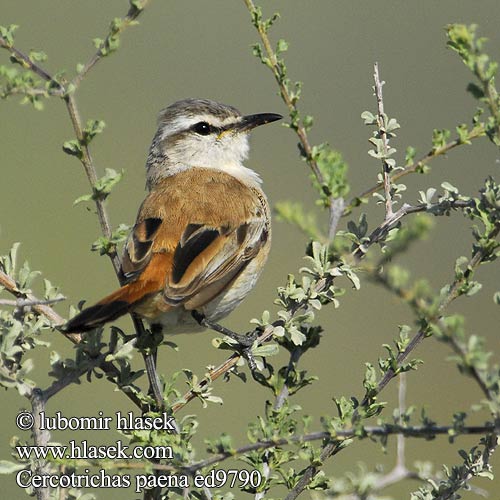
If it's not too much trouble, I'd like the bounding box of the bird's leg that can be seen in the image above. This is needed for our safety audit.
[191,310,258,371]
[133,314,164,410]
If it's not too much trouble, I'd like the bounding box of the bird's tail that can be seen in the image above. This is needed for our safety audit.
[61,254,169,333]
[61,285,135,333]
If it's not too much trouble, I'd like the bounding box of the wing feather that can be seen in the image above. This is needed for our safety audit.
[119,168,270,311]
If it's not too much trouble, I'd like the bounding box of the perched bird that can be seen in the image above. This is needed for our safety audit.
[63,98,281,337]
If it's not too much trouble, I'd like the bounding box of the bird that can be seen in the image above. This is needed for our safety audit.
[62,98,282,341]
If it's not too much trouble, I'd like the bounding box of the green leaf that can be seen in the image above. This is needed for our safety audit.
[276,38,289,54]
[91,223,130,256]
[73,194,93,206]
[361,110,376,125]
[62,139,83,159]
[94,168,123,197]
[275,200,320,239]
[289,326,306,345]
[441,181,459,194]
[76,169,124,207]
[130,0,147,11]
[106,340,136,361]
[252,344,279,358]
[302,114,314,131]
[82,119,106,145]
[0,460,26,474]
[0,25,19,46]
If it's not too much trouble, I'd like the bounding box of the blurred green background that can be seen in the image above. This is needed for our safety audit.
[1,1,500,498]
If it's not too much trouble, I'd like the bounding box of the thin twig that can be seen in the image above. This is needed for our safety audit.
[397,373,407,468]
[373,373,410,490]
[373,62,394,220]
[242,0,342,242]
[31,389,50,500]
[346,124,485,213]
[0,297,65,307]
[362,220,499,407]
[70,0,150,89]
[328,197,345,242]
[351,199,471,261]
[133,314,164,409]
[0,87,50,98]
[61,2,162,412]
[185,421,498,473]
[274,347,302,411]
[63,93,121,274]
[434,434,497,500]
[67,423,499,475]
[255,346,305,500]
[0,269,79,342]
[441,322,492,400]
[242,0,323,184]
[0,35,63,93]
[0,29,120,273]
[42,354,106,400]
[172,325,275,414]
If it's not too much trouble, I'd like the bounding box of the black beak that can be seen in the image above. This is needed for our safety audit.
[234,112,282,132]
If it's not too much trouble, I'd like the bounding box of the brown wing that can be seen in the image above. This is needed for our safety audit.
[120,168,269,309]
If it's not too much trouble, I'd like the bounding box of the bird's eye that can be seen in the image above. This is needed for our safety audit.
[193,122,212,135]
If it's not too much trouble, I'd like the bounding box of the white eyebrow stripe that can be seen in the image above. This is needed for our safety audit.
[159,115,240,139]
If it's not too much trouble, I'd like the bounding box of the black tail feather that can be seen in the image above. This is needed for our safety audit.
[60,300,130,333]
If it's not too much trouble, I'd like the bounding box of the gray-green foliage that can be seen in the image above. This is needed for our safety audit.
[1,6,500,500]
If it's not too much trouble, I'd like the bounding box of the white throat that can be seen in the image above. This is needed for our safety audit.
[155,115,262,187]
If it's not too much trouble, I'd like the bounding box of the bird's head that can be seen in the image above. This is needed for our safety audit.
[146,98,282,188]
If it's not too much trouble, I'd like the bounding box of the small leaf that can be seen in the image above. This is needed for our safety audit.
[252,344,279,357]
[361,111,376,125]
[276,38,289,54]
[62,139,82,159]
[441,181,459,193]
[73,194,93,206]
[0,460,26,474]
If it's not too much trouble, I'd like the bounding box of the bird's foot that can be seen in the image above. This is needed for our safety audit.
[192,311,259,372]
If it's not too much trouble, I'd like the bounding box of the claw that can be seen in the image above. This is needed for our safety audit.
[192,310,259,373]
[241,344,257,372]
